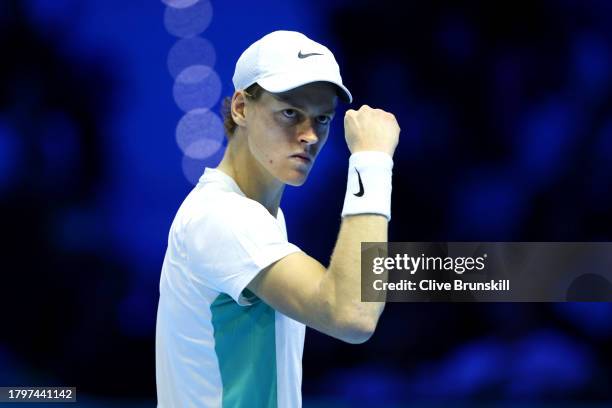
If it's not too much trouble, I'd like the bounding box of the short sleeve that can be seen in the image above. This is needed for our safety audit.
[184,197,302,306]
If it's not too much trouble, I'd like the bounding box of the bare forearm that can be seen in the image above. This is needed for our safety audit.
[322,214,388,339]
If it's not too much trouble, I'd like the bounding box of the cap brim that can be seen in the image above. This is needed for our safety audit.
[257,73,352,104]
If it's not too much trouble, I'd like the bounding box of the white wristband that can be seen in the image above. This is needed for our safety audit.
[341,151,393,221]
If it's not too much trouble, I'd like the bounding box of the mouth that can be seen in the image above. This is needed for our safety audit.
[290,153,312,163]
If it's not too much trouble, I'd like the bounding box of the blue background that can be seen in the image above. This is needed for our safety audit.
[1,0,612,406]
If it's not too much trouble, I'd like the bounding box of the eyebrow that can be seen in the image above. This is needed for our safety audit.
[271,94,336,115]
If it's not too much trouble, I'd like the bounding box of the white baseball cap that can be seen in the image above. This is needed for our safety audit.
[232,30,352,103]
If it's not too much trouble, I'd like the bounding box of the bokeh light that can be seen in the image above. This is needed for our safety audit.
[163,0,213,38]
[175,108,224,159]
[161,0,200,9]
[167,36,216,79]
[173,65,222,112]
[181,147,225,186]
[181,155,207,185]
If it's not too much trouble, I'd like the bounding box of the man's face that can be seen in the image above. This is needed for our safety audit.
[244,81,338,186]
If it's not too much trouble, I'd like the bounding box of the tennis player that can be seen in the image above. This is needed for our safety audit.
[156,30,400,407]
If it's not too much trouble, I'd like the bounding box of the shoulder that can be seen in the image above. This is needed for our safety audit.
[182,188,278,244]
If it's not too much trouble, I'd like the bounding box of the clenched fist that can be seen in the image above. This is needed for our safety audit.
[343,105,400,157]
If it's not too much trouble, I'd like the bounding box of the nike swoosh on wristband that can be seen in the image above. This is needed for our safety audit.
[298,51,323,59]
[354,169,364,197]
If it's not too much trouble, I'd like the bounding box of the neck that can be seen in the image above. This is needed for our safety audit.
[216,133,285,217]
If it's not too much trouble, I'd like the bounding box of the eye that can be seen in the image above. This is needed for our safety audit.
[317,115,331,125]
[282,109,297,118]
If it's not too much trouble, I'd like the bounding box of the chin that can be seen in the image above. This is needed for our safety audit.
[285,178,307,187]
[281,170,309,186]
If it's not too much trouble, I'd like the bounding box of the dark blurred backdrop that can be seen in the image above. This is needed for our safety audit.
[1,0,612,406]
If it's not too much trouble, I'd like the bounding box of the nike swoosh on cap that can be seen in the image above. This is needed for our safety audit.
[298,51,324,59]
[354,169,364,197]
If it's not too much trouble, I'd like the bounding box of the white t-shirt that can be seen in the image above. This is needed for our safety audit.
[156,167,306,408]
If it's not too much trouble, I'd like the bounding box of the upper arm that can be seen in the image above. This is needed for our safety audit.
[185,198,301,305]
[246,252,370,343]
[184,196,373,343]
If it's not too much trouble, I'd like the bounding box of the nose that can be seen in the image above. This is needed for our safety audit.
[298,121,319,146]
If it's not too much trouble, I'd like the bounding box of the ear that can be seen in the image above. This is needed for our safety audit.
[231,90,248,127]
